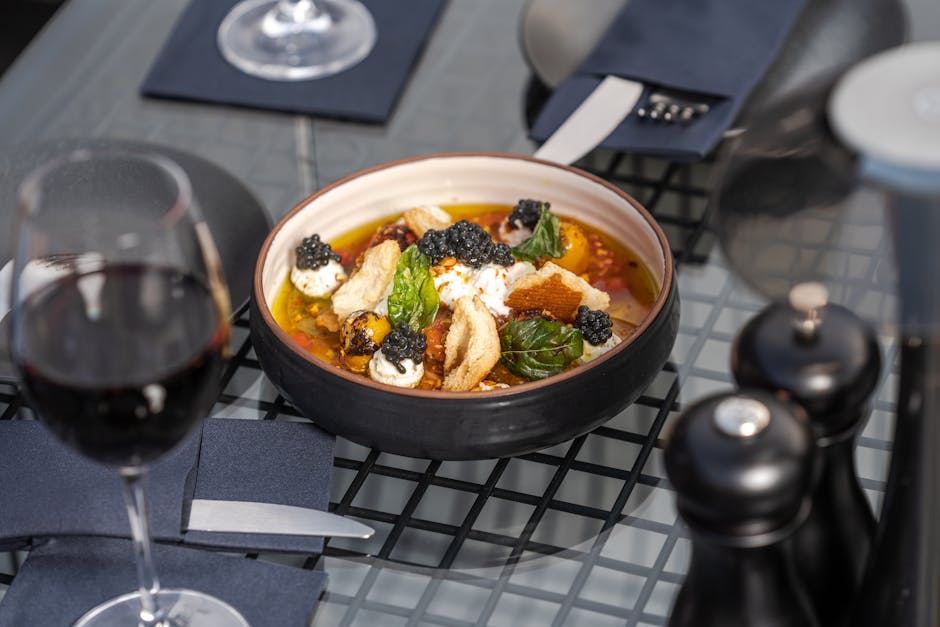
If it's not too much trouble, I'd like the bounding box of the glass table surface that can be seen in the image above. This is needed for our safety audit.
[0,0,926,624]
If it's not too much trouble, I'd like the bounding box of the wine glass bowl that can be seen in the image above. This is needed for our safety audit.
[218,0,377,81]
[11,149,243,626]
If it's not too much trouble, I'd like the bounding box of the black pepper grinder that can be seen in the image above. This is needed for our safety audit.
[664,390,820,627]
[731,283,881,626]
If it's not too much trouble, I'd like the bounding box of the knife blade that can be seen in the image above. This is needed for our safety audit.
[533,75,645,165]
[185,499,374,539]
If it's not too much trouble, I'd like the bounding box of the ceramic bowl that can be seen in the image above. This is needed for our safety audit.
[251,153,679,459]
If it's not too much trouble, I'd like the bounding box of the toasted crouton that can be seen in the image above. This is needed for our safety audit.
[403,205,452,237]
[331,240,400,321]
[443,296,500,392]
[505,261,609,321]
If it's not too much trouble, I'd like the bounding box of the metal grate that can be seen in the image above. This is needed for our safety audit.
[0,152,896,626]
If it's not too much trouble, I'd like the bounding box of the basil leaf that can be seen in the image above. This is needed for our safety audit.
[512,207,565,262]
[499,319,583,380]
[387,244,439,332]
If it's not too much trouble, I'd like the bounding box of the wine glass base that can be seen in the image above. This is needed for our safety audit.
[73,589,248,627]
[218,0,377,81]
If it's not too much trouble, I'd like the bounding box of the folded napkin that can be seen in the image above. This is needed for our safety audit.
[141,0,446,122]
[529,0,807,161]
[0,536,326,627]
[0,418,335,554]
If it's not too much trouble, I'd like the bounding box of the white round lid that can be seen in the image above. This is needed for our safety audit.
[829,42,940,191]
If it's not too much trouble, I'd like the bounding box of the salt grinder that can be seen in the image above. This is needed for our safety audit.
[664,391,819,627]
[731,283,881,626]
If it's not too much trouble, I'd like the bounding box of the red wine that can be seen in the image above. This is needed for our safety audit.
[13,263,227,466]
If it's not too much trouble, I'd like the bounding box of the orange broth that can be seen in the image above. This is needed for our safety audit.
[271,203,659,389]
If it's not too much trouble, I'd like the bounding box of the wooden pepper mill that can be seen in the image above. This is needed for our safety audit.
[664,390,819,627]
[731,283,881,626]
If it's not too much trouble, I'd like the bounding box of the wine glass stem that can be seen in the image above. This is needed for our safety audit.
[119,468,166,627]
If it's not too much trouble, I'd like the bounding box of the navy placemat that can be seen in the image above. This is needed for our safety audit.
[530,0,807,161]
[0,419,336,554]
[0,536,327,627]
[142,0,447,122]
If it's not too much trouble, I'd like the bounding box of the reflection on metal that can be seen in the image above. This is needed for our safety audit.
[713,397,771,438]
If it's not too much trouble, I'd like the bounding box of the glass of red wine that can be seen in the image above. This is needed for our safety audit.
[10,150,247,626]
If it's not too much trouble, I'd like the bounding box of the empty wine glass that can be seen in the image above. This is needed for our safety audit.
[11,150,245,626]
[217,0,377,81]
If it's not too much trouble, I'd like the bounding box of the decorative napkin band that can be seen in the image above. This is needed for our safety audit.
[530,0,807,161]
[142,0,446,122]
[0,418,335,554]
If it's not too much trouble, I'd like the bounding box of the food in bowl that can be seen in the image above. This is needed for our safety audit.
[252,153,678,460]
[270,199,659,392]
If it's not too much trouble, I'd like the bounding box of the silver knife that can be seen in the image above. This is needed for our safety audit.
[533,75,645,165]
[186,499,374,539]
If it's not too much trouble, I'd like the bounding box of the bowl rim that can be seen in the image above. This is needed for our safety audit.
[253,151,675,399]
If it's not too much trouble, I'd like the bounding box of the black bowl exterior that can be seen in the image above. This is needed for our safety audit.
[249,276,679,460]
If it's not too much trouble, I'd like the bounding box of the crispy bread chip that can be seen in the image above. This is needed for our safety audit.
[403,205,452,237]
[443,296,500,392]
[331,240,400,322]
[505,261,609,321]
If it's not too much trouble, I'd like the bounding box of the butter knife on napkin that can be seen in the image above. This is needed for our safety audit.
[179,418,370,552]
[530,0,808,164]
[533,75,645,165]
[185,499,373,538]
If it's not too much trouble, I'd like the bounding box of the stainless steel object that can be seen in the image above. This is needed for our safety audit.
[185,499,375,538]
[713,397,771,438]
[636,91,711,124]
[532,75,644,165]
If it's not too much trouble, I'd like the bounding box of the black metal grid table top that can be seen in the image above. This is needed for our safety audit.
[0,0,907,624]
[0,150,898,626]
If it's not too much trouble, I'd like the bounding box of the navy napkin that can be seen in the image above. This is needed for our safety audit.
[141,0,446,122]
[182,418,333,553]
[529,0,807,161]
[0,418,335,554]
[0,536,327,627]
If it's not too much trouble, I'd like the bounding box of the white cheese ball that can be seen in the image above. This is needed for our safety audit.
[290,260,347,298]
[368,349,424,388]
[580,333,622,363]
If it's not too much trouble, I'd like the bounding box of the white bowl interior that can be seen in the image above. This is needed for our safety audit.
[261,155,668,306]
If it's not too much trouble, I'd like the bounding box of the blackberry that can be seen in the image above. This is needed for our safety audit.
[381,323,427,373]
[573,305,613,345]
[417,220,513,268]
[295,234,341,270]
[508,199,548,230]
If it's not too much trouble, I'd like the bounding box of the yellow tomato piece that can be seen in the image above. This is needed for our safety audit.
[554,222,590,275]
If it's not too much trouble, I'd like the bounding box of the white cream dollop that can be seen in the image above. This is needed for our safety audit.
[580,333,622,363]
[290,260,347,298]
[433,261,534,317]
[498,221,533,247]
[368,349,424,388]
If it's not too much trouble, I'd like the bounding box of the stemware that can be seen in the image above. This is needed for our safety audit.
[10,150,245,626]
[217,0,377,81]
